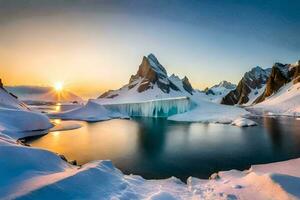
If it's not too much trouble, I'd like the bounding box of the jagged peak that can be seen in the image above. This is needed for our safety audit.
[145,53,168,76]
[147,53,159,63]
[182,76,189,81]
[212,80,236,89]
[244,65,271,81]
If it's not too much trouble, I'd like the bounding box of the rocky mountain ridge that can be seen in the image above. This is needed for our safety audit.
[221,66,271,105]
[99,54,195,99]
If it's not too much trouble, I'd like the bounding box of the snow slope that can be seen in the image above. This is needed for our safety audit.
[0,87,28,110]
[49,100,127,122]
[1,133,300,200]
[249,82,300,116]
[205,81,236,103]
[0,85,52,138]
[6,85,83,103]
[168,99,250,124]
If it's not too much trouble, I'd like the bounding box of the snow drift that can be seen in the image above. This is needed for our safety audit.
[249,82,300,116]
[0,82,52,137]
[1,132,300,200]
[49,100,127,122]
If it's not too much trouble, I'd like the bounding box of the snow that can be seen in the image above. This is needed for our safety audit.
[244,66,271,83]
[49,100,128,122]
[0,88,28,110]
[0,88,52,138]
[250,82,300,116]
[147,53,168,77]
[98,78,192,104]
[243,85,266,106]
[2,131,300,199]
[168,99,249,125]
[231,117,257,127]
[0,108,52,138]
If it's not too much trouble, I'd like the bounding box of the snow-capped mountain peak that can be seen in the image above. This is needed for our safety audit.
[147,53,168,76]
[244,66,271,84]
[127,54,179,93]
[212,80,236,90]
[221,66,271,105]
[99,54,196,100]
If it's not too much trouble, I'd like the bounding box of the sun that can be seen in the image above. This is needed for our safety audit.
[54,82,63,92]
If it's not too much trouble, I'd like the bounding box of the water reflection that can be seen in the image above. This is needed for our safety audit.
[136,117,168,157]
[27,117,300,180]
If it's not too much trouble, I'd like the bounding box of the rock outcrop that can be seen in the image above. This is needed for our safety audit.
[254,61,299,103]
[128,54,180,93]
[221,66,271,105]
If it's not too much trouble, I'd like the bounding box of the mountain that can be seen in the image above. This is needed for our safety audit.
[254,61,299,103]
[203,81,236,103]
[6,86,83,104]
[98,54,195,103]
[221,66,271,105]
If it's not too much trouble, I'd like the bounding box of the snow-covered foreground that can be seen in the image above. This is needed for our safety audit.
[1,131,300,200]
[249,82,300,116]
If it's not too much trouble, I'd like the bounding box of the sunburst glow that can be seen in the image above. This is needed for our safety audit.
[54,82,63,92]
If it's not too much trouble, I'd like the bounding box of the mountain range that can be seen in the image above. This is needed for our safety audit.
[221,60,299,106]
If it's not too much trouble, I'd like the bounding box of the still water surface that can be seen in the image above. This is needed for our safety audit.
[27,116,300,180]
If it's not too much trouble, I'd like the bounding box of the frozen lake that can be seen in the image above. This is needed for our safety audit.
[26,112,300,180]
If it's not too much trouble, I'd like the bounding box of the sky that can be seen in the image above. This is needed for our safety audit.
[0,0,299,98]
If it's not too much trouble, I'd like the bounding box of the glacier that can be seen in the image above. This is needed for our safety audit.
[101,97,195,117]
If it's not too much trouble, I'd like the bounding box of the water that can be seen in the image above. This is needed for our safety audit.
[26,115,300,180]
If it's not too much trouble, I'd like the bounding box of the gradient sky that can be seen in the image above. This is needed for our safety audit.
[0,0,299,98]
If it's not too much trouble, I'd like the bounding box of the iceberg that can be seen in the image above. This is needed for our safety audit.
[101,96,195,117]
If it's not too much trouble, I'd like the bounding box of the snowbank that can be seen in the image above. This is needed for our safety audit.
[0,87,52,138]
[0,108,52,138]
[231,117,257,127]
[1,132,300,199]
[168,100,249,124]
[250,82,300,116]
[49,100,128,122]
[0,88,28,110]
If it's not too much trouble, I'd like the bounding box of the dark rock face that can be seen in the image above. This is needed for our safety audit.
[255,61,299,103]
[0,79,3,89]
[205,89,215,95]
[99,90,118,98]
[129,54,179,93]
[221,66,271,105]
[182,76,194,95]
[291,60,300,84]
